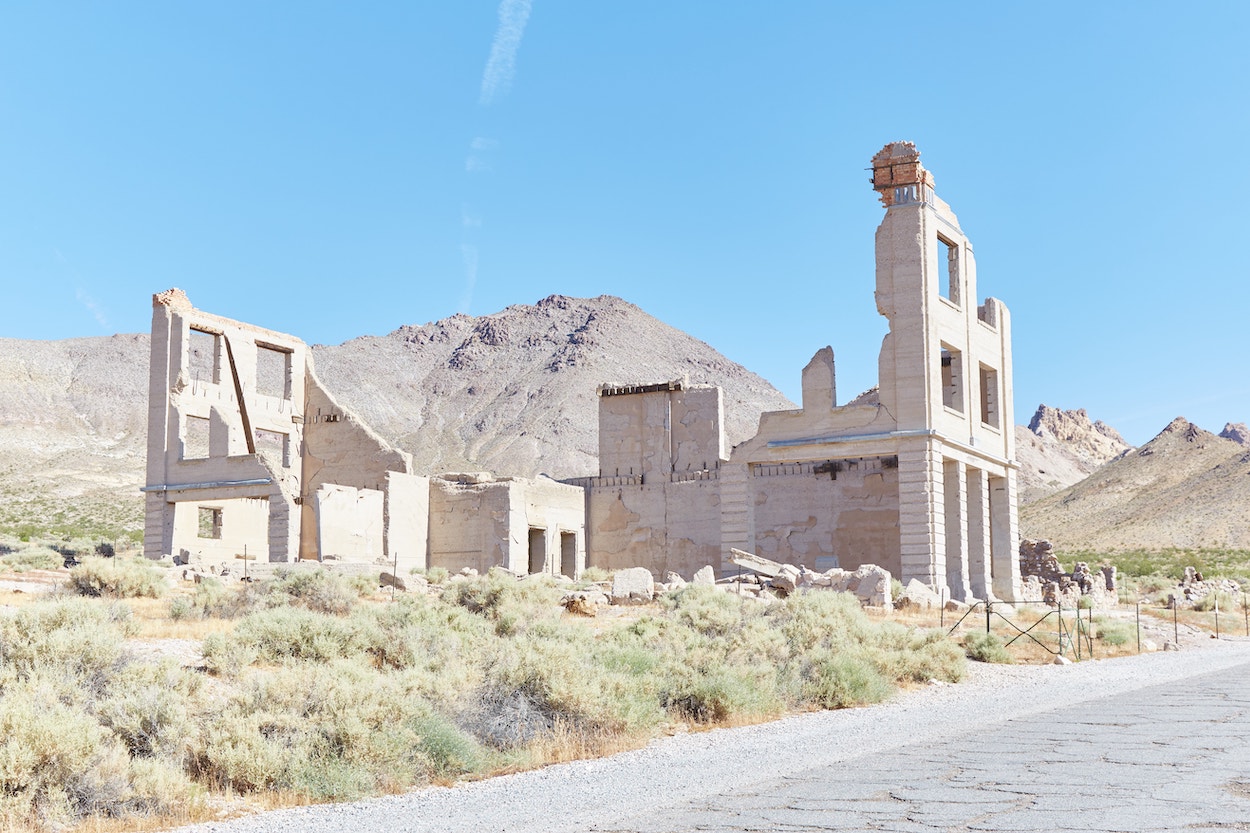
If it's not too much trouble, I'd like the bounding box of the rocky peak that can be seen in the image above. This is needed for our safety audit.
[1219,422,1250,445]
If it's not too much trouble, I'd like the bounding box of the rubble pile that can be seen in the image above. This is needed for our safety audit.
[1018,539,1118,608]
[1166,567,1243,609]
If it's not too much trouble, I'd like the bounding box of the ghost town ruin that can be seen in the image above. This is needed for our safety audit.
[142,142,1021,603]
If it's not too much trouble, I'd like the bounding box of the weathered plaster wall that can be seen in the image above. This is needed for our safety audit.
[384,471,429,574]
[313,483,384,562]
[428,475,513,574]
[748,459,900,577]
[586,478,722,578]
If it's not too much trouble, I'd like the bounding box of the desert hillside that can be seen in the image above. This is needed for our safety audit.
[1014,405,1133,504]
[1020,418,1250,551]
[312,294,793,479]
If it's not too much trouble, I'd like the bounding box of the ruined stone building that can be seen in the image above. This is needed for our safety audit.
[143,142,1019,602]
[576,143,1021,601]
[142,289,585,575]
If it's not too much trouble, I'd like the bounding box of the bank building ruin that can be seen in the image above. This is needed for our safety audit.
[142,141,1020,602]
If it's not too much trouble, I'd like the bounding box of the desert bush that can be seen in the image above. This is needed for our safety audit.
[69,556,167,599]
[963,631,1013,663]
[1093,617,1135,646]
[256,567,368,615]
[205,606,364,670]
[193,660,486,799]
[410,565,450,584]
[0,598,131,699]
[0,546,63,572]
[443,569,562,635]
[168,576,241,620]
[1193,590,1239,612]
[95,660,201,760]
[578,566,610,583]
[797,649,892,709]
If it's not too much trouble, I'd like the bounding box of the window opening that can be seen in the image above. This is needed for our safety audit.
[528,527,547,574]
[937,234,961,305]
[188,329,220,384]
[256,345,292,399]
[979,365,1000,428]
[560,532,576,578]
[255,428,291,467]
[198,507,222,539]
[940,346,964,413]
[184,415,211,459]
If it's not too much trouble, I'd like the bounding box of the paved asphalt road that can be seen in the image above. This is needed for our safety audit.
[178,640,1250,833]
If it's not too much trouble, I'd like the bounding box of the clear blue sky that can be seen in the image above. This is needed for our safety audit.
[2,2,1247,446]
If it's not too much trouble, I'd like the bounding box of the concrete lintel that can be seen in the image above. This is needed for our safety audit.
[141,477,274,493]
[767,429,1017,469]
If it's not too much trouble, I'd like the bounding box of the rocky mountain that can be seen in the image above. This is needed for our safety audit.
[311,295,793,479]
[1014,405,1133,504]
[1020,418,1250,551]
[1220,422,1250,445]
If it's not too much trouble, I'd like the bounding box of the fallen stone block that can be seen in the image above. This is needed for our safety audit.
[380,572,406,592]
[611,566,655,605]
[693,565,716,586]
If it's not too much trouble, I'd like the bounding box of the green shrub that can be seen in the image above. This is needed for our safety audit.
[798,649,892,708]
[194,660,483,799]
[443,570,562,635]
[963,632,1013,663]
[259,567,366,615]
[1193,590,1238,612]
[578,566,610,583]
[168,576,241,620]
[69,557,167,599]
[0,546,64,572]
[1093,617,1135,646]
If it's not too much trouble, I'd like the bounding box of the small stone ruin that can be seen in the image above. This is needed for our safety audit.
[1166,567,1243,610]
[1018,539,1118,608]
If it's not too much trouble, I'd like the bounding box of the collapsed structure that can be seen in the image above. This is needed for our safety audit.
[141,289,585,576]
[575,142,1021,601]
[142,142,1019,602]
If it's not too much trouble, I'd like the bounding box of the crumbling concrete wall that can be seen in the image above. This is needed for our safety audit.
[580,382,727,579]
[429,473,586,576]
[579,143,1021,602]
[143,289,417,567]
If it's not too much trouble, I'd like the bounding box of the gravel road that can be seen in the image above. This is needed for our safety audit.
[171,638,1250,833]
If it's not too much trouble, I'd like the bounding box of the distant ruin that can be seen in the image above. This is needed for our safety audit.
[143,142,1021,602]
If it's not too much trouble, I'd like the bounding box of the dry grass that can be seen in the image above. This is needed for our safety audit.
[0,569,1215,832]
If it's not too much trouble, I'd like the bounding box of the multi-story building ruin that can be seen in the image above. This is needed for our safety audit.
[577,142,1021,601]
[142,142,1019,602]
[141,288,585,575]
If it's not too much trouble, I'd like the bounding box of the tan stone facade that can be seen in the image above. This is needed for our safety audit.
[578,143,1021,601]
[142,290,584,575]
[143,142,1018,600]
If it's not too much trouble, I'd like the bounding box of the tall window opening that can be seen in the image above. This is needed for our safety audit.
[256,345,292,399]
[937,234,961,305]
[184,415,211,459]
[560,532,577,578]
[940,345,964,413]
[528,528,547,574]
[188,329,220,384]
[979,365,1000,428]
